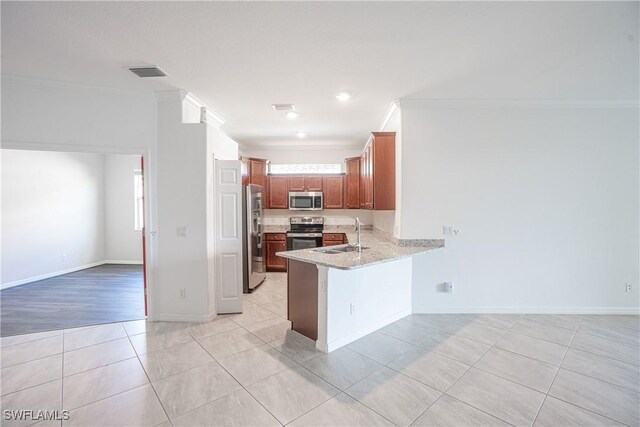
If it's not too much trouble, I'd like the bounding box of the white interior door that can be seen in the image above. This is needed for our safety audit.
[214,159,243,314]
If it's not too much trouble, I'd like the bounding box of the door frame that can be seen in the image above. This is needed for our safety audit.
[1,141,156,319]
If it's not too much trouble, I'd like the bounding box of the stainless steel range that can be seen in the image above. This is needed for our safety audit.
[287,217,324,250]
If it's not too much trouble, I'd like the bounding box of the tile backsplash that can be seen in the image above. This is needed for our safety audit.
[263,209,373,225]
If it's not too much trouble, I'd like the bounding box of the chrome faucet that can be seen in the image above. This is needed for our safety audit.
[354,217,361,252]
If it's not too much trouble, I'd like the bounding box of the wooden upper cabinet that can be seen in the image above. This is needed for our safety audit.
[240,157,268,188]
[288,175,323,192]
[345,157,360,209]
[288,176,305,192]
[305,176,323,191]
[240,157,250,186]
[359,132,395,210]
[240,157,269,207]
[323,176,344,209]
[360,145,373,209]
[370,132,395,210]
[268,176,288,209]
[249,159,268,189]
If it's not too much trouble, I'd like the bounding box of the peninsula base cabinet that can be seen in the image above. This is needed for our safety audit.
[265,233,287,272]
[287,259,318,340]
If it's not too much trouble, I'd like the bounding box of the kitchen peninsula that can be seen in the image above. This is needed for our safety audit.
[277,230,444,352]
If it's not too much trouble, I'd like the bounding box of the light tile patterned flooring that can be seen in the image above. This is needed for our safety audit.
[1,272,638,426]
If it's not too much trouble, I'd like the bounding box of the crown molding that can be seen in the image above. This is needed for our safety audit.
[379,100,401,131]
[1,74,155,99]
[155,89,226,128]
[183,93,225,128]
[154,88,189,101]
[398,98,639,109]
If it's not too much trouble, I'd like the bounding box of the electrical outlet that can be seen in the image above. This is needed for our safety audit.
[179,288,186,299]
[445,282,454,293]
[626,283,632,293]
[176,226,188,237]
[443,226,460,236]
[349,303,356,315]
[61,253,67,261]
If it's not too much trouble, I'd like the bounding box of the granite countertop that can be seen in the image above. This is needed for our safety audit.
[276,230,444,270]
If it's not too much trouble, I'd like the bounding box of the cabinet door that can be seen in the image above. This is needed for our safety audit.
[371,132,396,210]
[288,176,305,191]
[268,176,288,209]
[360,147,372,209]
[345,157,360,209]
[305,176,323,191]
[240,157,249,186]
[367,143,375,209]
[266,240,287,271]
[323,176,344,209]
[249,160,267,188]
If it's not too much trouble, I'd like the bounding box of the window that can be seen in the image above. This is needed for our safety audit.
[134,170,144,231]
[268,163,342,175]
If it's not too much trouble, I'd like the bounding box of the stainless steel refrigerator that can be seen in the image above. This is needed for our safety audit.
[243,184,266,292]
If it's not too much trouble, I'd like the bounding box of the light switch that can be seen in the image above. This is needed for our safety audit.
[176,226,188,237]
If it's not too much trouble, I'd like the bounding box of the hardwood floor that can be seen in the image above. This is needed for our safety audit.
[1,264,145,337]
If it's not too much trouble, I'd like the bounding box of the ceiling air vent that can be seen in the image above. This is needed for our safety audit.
[272,104,295,112]
[129,67,168,78]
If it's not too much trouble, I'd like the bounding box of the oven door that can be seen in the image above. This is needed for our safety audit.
[289,192,323,211]
[287,233,323,250]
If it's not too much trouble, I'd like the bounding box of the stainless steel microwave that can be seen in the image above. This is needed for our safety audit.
[289,192,323,211]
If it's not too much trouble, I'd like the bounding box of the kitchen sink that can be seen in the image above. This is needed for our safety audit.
[312,245,369,254]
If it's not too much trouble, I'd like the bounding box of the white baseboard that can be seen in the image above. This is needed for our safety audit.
[413,306,640,315]
[104,260,143,265]
[151,313,216,323]
[319,308,412,353]
[1,261,107,290]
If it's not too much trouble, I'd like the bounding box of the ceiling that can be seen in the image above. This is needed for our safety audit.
[2,1,638,149]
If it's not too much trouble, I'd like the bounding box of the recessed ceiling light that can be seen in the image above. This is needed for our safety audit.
[296,132,307,138]
[336,92,351,102]
[286,111,299,119]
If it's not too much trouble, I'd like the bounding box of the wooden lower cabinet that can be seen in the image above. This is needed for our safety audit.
[265,233,287,272]
[322,233,347,246]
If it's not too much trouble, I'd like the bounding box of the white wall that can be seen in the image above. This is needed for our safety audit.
[1,78,239,321]
[104,154,143,263]
[1,75,158,300]
[318,257,412,352]
[1,77,157,151]
[1,150,106,287]
[401,101,639,313]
